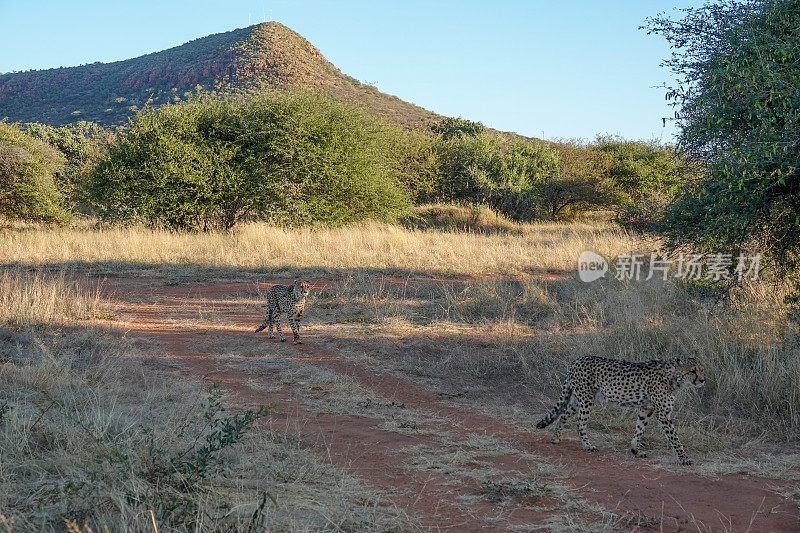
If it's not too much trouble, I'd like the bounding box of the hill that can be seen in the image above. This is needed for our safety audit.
[0,22,440,128]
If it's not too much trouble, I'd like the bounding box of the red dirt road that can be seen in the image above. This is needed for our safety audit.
[103,277,800,532]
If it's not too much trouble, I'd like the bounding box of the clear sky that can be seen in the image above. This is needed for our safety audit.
[0,1,703,141]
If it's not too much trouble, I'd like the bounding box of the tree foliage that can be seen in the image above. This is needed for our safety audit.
[429,117,487,140]
[24,121,113,211]
[541,141,616,220]
[0,122,68,223]
[433,130,559,220]
[90,91,410,230]
[593,136,689,228]
[646,0,800,271]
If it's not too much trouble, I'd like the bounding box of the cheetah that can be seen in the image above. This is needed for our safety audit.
[536,356,705,465]
[254,280,310,344]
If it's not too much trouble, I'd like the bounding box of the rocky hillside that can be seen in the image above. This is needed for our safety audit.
[0,23,439,128]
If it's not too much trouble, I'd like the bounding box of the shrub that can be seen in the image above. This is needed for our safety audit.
[433,130,560,220]
[24,121,113,212]
[593,136,684,205]
[429,116,486,140]
[90,91,410,230]
[429,126,655,222]
[0,122,68,224]
[393,128,441,203]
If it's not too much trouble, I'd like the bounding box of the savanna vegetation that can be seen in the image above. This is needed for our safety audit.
[0,122,68,224]
[0,269,410,531]
[2,0,800,529]
[1,90,684,230]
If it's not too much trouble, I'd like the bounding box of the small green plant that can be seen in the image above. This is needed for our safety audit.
[93,382,273,527]
[148,383,271,484]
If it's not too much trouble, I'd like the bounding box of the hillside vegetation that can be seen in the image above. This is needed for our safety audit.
[0,23,439,128]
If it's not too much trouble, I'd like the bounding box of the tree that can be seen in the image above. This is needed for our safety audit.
[0,122,68,224]
[593,136,684,204]
[24,121,113,212]
[540,141,616,220]
[434,132,560,220]
[592,136,690,228]
[90,91,410,230]
[646,0,800,273]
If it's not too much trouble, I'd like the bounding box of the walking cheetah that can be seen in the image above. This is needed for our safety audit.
[536,356,705,465]
[254,280,310,344]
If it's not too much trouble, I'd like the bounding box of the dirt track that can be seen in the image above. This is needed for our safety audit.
[103,277,800,532]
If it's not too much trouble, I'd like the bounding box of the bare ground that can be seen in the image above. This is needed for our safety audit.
[101,276,800,532]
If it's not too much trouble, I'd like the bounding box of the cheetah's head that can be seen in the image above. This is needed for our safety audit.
[673,358,705,389]
[293,279,311,299]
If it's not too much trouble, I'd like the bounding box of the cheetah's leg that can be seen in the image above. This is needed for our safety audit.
[267,308,276,339]
[656,409,691,465]
[550,396,575,443]
[274,312,287,342]
[289,316,301,344]
[630,407,654,457]
[576,397,597,452]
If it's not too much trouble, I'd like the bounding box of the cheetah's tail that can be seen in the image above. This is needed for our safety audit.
[536,381,572,429]
[254,315,269,333]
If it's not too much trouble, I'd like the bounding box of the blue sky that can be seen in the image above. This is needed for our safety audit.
[0,1,703,141]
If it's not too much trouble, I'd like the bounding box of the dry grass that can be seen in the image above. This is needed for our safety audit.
[310,269,800,471]
[0,219,640,278]
[398,203,524,234]
[0,271,411,531]
[0,270,106,328]
[2,218,798,527]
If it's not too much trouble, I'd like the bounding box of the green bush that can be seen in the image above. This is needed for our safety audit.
[433,130,560,220]
[590,136,688,228]
[593,136,684,204]
[540,141,618,220]
[393,128,441,203]
[0,122,68,223]
[430,129,636,221]
[90,91,410,230]
[429,116,486,140]
[24,121,113,212]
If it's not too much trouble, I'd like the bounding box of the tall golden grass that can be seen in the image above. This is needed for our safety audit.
[0,220,642,276]
[310,270,800,477]
[0,270,103,329]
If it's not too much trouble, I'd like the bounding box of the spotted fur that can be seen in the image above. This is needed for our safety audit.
[254,280,310,344]
[536,356,705,465]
